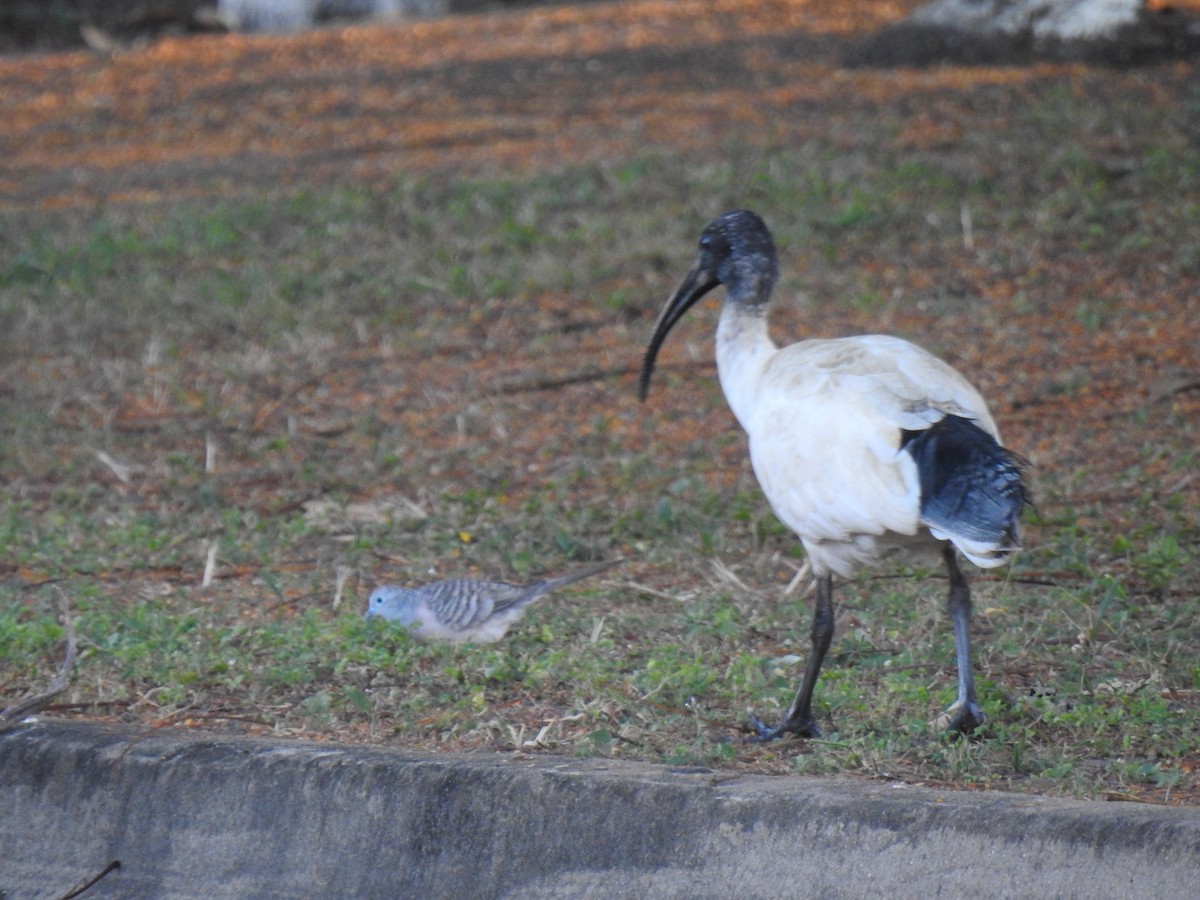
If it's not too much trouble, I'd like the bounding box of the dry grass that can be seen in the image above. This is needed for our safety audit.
[1,1,1198,801]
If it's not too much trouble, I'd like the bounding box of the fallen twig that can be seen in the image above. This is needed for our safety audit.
[619,580,686,602]
[491,364,637,395]
[58,859,121,899]
[1149,373,1200,404]
[0,590,77,729]
[782,559,814,596]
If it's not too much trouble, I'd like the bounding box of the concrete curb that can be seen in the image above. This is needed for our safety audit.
[2,720,1197,898]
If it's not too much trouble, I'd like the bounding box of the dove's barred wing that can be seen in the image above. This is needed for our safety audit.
[419,579,524,631]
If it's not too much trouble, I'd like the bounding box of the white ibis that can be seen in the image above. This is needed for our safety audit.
[639,210,1027,739]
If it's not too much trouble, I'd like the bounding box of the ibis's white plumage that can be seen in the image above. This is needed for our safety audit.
[721,324,1005,578]
[639,209,1028,740]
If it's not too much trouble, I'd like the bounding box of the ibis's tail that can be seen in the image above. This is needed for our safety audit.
[901,415,1029,568]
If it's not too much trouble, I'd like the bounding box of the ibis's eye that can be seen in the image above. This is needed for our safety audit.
[698,230,727,258]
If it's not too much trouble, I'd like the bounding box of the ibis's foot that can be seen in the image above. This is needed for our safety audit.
[939,701,985,737]
[745,713,822,743]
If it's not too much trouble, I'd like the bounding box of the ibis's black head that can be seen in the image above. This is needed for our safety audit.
[638,210,778,401]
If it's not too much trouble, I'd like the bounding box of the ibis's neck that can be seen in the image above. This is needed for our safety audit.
[715,300,776,431]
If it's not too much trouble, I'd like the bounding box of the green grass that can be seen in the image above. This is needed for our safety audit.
[2,79,1199,800]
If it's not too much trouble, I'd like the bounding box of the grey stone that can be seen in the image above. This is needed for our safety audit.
[909,0,1142,41]
[846,0,1200,66]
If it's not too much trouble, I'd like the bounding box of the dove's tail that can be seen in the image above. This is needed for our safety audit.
[520,558,623,607]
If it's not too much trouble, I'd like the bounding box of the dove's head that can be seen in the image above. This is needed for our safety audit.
[365,585,419,625]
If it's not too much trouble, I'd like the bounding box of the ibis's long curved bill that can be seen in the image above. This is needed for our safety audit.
[638,260,720,401]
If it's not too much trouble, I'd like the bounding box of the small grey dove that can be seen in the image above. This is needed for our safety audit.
[365,558,622,643]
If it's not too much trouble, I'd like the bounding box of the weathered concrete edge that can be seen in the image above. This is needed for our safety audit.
[1,719,1197,899]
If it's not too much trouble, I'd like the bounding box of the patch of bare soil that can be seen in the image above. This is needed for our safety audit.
[6,0,1192,512]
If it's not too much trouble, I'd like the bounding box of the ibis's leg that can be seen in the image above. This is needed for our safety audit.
[748,573,834,741]
[943,545,985,734]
